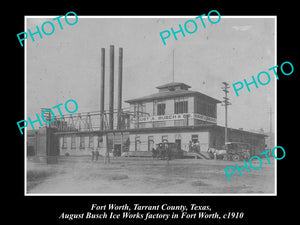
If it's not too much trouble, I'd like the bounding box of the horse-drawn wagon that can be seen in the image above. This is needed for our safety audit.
[208,142,252,161]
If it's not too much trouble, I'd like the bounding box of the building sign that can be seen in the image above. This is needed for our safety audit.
[192,113,217,123]
[131,113,216,124]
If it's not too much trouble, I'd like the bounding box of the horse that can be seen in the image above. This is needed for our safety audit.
[207,148,227,160]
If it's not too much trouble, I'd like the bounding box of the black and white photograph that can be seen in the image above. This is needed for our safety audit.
[24,15,276,195]
[14,6,297,225]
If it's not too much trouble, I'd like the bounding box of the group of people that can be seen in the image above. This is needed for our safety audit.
[91,148,100,162]
[188,141,201,154]
[152,144,171,160]
[90,140,201,161]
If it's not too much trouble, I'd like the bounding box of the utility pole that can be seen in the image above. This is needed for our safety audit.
[221,82,231,148]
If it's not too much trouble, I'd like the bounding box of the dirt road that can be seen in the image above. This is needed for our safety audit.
[27,156,275,194]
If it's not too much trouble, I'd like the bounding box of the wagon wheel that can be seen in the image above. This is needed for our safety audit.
[243,153,250,160]
[232,154,240,161]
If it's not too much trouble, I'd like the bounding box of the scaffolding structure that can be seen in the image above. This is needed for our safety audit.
[50,109,131,132]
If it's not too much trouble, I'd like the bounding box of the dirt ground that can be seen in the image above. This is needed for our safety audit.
[26,156,275,194]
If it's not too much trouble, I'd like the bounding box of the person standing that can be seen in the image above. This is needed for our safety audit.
[195,142,200,154]
[91,147,95,162]
[188,141,192,152]
[94,148,99,161]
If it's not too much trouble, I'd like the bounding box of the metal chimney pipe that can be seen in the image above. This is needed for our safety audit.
[100,48,105,131]
[109,45,114,130]
[117,47,123,129]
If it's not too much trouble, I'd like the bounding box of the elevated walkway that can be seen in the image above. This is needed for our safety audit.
[121,151,210,159]
[121,151,152,157]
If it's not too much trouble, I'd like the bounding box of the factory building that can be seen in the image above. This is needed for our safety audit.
[26,45,267,162]
[125,82,266,155]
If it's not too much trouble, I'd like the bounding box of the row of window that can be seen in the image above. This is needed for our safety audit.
[135,135,168,151]
[156,101,188,115]
[174,101,188,114]
[194,97,216,118]
[134,134,200,151]
[134,97,189,117]
[62,134,201,151]
[134,97,216,118]
[62,135,103,149]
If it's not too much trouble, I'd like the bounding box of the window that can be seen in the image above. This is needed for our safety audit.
[174,97,188,114]
[174,101,188,114]
[194,97,216,118]
[154,100,165,116]
[162,135,168,143]
[71,135,76,149]
[175,134,181,149]
[195,97,203,115]
[192,134,198,143]
[80,135,85,149]
[89,135,94,148]
[97,135,103,147]
[209,103,217,118]
[135,136,141,151]
[62,135,67,149]
[148,136,154,151]
[175,133,181,140]
[107,134,114,152]
[157,103,166,115]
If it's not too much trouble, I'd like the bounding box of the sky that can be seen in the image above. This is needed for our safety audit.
[26,16,275,133]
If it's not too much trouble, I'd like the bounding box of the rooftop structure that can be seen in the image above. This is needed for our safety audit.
[125,82,221,104]
[125,82,221,128]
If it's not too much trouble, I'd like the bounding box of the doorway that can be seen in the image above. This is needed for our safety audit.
[148,136,154,151]
[175,139,181,150]
[113,144,121,156]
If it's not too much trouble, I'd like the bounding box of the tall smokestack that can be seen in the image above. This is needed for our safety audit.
[117,48,123,129]
[100,48,105,130]
[109,45,114,130]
